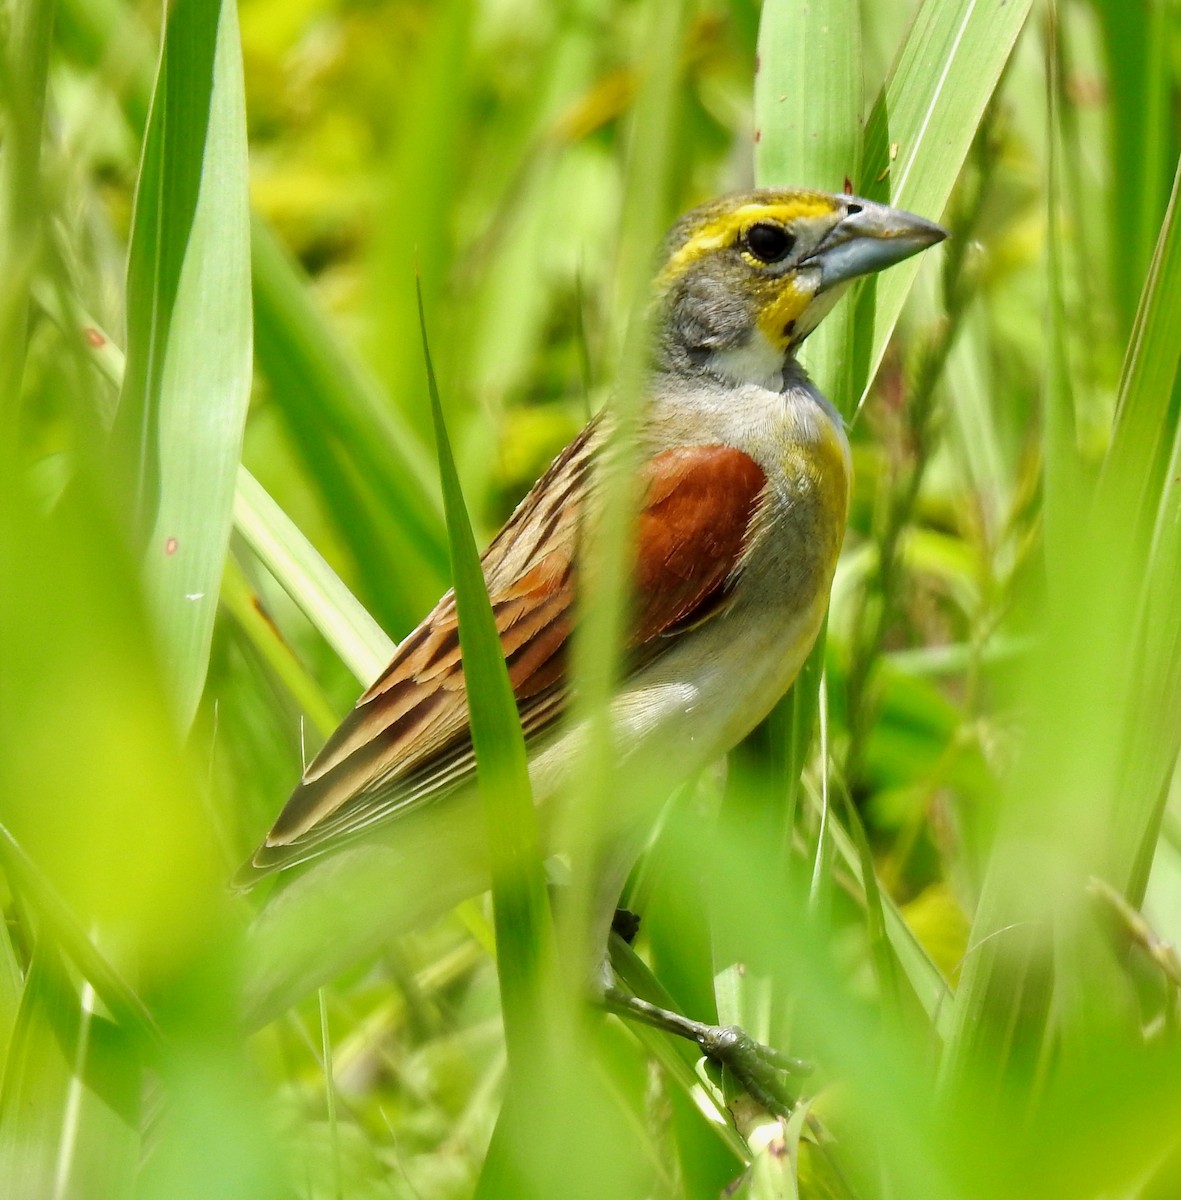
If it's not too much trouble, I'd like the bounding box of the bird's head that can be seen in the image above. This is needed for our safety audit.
[653,189,947,389]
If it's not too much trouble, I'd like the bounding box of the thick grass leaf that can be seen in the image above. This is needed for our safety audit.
[857,0,1034,406]
[754,0,861,193]
[755,0,861,412]
[1135,420,1181,895]
[1091,0,1174,334]
[751,0,923,1043]
[750,0,862,930]
[561,0,684,965]
[111,0,252,730]
[0,0,53,1064]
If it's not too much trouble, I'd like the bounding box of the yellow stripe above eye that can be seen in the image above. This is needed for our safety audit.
[658,195,838,286]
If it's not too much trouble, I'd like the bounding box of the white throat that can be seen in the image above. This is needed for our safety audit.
[705,327,788,391]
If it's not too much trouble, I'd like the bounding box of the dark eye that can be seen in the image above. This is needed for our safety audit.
[744,222,796,264]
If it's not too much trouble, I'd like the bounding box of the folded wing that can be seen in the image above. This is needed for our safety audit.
[242,426,766,879]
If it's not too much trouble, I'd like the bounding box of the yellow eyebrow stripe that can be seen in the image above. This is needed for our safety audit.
[658,196,837,286]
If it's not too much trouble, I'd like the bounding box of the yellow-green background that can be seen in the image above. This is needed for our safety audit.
[2,0,1181,1196]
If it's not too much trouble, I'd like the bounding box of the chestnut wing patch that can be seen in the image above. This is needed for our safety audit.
[633,445,767,642]
[247,439,765,877]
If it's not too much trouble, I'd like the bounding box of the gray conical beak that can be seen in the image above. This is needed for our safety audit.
[807,197,947,292]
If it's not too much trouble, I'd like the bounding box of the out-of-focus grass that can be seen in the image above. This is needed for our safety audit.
[3,0,1181,1196]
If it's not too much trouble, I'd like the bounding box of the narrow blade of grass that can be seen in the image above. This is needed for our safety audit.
[0,946,139,1200]
[0,823,161,1054]
[233,467,394,686]
[751,0,922,1040]
[1099,153,1181,559]
[1041,10,1084,577]
[561,0,684,988]
[416,278,556,1065]
[0,0,54,427]
[251,217,449,615]
[1113,155,1181,902]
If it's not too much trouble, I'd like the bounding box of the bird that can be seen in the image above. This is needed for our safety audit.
[238,189,947,1068]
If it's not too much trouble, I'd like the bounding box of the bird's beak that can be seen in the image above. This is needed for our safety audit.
[807,198,948,293]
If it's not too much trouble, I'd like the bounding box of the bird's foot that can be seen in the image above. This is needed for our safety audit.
[603,985,810,1119]
[696,1022,810,1119]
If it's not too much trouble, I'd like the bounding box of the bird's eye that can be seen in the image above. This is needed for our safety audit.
[744,222,796,264]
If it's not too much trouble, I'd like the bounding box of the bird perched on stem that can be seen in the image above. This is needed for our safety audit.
[239,189,946,1102]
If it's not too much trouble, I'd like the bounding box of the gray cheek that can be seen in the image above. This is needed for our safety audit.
[671,272,754,352]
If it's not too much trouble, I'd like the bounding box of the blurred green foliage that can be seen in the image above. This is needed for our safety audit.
[2,0,1181,1196]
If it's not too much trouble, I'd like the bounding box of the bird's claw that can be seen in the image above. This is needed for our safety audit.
[697,1024,811,1119]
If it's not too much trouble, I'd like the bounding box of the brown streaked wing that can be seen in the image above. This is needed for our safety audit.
[258,422,600,858]
[245,431,766,879]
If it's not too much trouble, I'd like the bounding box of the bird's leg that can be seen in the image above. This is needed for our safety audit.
[601,923,810,1120]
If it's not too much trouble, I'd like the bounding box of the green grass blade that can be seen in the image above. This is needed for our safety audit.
[1099,153,1181,558]
[752,0,922,1037]
[857,0,1034,407]
[940,153,1181,1124]
[1091,0,1174,334]
[219,555,340,740]
[233,467,394,686]
[755,0,861,412]
[1041,12,1084,581]
[752,0,852,1009]
[1129,409,1181,902]
[561,0,684,979]
[251,217,449,607]
[0,0,54,425]
[111,0,252,730]
[752,0,862,869]
[0,946,139,1200]
[0,824,161,1053]
[32,289,394,691]
[754,0,861,192]
[1109,155,1181,901]
[416,278,556,1066]
[0,918,20,1069]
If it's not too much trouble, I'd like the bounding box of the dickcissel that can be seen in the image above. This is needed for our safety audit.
[240,190,945,1091]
